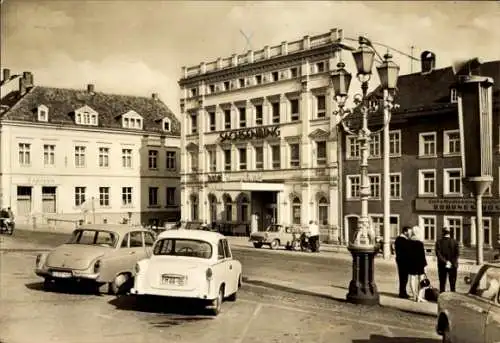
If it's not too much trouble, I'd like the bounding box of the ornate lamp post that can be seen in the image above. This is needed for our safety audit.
[331,37,400,305]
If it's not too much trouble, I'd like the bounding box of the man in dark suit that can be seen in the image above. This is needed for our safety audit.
[435,227,460,292]
[395,226,412,298]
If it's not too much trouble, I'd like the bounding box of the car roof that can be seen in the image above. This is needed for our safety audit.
[157,229,225,243]
[76,224,147,235]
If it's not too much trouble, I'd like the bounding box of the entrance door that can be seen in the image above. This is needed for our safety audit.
[42,186,56,213]
[17,186,32,216]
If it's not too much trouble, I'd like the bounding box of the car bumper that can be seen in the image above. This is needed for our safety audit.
[249,237,268,243]
[130,285,215,300]
[35,268,100,281]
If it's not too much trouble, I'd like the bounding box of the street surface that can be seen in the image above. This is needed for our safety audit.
[0,231,442,343]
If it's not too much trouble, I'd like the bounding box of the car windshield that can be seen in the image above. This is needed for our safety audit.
[68,229,118,248]
[266,225,281,232]
[153,238,212,259]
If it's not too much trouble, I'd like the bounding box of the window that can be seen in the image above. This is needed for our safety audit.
[222,239,232,258]
[149,187,159,206]
[166,187,176,206]
[272,102,280,124]
[370,216,384,237]
[316,62,325,73]
[255,146,263,169]
[444,216,462,243]
[74,146,86,167]
[148,150,158,169]
[190,195,199,221]
[43,144,55,166]
[389,130,401,156]
[239,107,246,128]
[75,187,86,206]
[419,132,437,157]
[290,67,298,78]
[255,105,263,125]
[224,149,231,171]
[190,151,198,172]
[318,197,328,225]
[239,78,245,88]
[99,187,110,207]
[130,231,143,248]
[122,149,132,168]
[218,240,225,260]
[390,173,401,199]
[290,99,300,121]
[209,84,215,94]
[316,141,326,166]
[291,197,301,225]
[208,111,216,131]
[208,150,216,172]
[153,238,212,259]
[316,95,326,118]
[238,148,247,170]
[444,168,462,195]
[190,114,198,134]
[419,169,436,196]
[98,147,110,167]
[290,143,300,168]
[255,75,262,84]
[38,105,48,122]
[122,187,132,206]
[166,151,176,170]
[346,136,360,159]
[444,130,461,155]
[224,109,231,130]
[271,71,279,82]
[369,174,381,199]
[450,88,458,103]
[18,143,31,165]
[163,119,171,132]
[91,115,97,125]
[419,216,436,241]
[271,145,280,169]
[223,81,230,91]
[369,133,381,158]
[472,217,492,246]
[347,175,361,199]
[144,232,155,247]
[190,88,197,97]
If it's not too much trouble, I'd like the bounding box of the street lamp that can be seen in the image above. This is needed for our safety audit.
[331,37,400,305]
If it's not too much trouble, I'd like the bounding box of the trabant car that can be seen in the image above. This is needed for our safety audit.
[35,224,155,294]
[437,262,500,343]
[249,224,301,250]
[131,230,242,316]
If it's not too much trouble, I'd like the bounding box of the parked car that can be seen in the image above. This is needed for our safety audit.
[249,224,301,250]
[131,230,242,316]
[437,262,500,343]
[35,224,155,294]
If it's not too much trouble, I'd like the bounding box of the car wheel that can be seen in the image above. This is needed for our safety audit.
[109,273,131,295]
[270,239,279,250]
[209,285,224,316]
[253,242,262,248]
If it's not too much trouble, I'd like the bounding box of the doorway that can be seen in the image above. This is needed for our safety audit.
[17,186,32,216]
[42,186,57,213]
[250,191,277,230]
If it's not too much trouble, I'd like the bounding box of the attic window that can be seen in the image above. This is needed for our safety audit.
[37,105,48,122]
[450,88,458,103]
[74,106,98,126]
[121,110,143,130]
[162,118,171,132]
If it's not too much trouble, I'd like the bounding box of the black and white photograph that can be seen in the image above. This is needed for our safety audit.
[0,1,499,342]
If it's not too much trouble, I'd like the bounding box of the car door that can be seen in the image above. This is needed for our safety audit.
[143,231,155,258]
[212,239,230,295]
[222,239,237,294]
[451,266,497,343]
[128,231,145,264]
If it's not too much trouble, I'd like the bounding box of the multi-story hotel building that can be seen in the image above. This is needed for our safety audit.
[0,70,181,227]
[341,53,500,249]
[178,29,344,240]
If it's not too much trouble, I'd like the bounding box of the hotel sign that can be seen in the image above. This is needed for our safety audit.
[415,198,500,213]
[219,126,280,142]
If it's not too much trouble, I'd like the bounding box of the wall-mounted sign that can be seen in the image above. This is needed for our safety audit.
[219,126,280,142]
[27,176,56,185]
[415,198,500,213]
[236,172,263,183]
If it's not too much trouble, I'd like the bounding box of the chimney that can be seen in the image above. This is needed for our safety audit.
[152,93,159,100]
[3,68,10,82]
[421,51,436,74]
[19,77,26,95]
[87,84,95,93]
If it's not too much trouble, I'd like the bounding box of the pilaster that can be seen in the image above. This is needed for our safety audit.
[199,186,207,224]
[180,185,187,221]
[280,138,287,170]
[470,217,477,246]
[301,185,311,225]
[279,94,287,124]
[276,191,283,224]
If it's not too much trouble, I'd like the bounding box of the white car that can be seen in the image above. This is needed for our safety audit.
[131,230,243,316]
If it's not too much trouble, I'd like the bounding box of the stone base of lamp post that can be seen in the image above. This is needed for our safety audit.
[346,246,380,306]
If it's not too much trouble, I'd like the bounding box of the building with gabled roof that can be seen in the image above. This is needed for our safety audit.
[0,70,181,227]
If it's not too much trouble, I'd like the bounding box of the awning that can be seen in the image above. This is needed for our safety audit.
[207,181,284,192]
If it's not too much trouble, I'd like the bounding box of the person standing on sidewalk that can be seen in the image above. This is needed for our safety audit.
[250,213,259,235]
[408,225,427,302]
[308,220,320,252]
[435,227,460,292]
[395,226,412,299]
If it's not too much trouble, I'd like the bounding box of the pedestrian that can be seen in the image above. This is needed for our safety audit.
[250,212,259,235]
[408,225,427,302]
[394,226,412,299]
[7,207,14,221]
[308,220,320,252]
[435,227,460,292]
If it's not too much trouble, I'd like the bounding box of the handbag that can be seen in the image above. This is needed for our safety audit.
[419,274,431,288]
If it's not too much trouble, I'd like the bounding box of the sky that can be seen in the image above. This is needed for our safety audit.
[1,0,499,115]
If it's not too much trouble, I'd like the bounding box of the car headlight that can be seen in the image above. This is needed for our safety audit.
[93,260,101,273]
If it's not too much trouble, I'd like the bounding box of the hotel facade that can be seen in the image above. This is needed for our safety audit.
[178,29,345,240]
[0,70,181,227]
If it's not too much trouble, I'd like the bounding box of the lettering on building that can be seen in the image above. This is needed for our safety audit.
[219,126,280,142]
[27,177,56,185]
[415,198,500,213]
[207,174,224,182]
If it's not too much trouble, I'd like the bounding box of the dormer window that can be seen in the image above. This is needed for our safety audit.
[37,105,48,122]
[450,88,458,103]
[121,110,143,130]
[74,105,98,126]
[162,117,171,132]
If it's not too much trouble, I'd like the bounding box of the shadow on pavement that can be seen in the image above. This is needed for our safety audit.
[25,281,103,296]
[352,336,439,342]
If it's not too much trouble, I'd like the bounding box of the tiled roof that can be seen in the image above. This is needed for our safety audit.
[0,86,180,136]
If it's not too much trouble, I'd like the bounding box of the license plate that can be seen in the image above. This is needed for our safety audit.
[52,271,72,278]
[161,275,185,286]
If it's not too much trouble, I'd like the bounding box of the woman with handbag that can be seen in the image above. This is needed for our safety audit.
[408,225,428,302]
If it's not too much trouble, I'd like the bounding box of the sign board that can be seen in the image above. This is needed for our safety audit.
[27,176,56,185]
[415,198,500,213]
[219,126,280,142]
